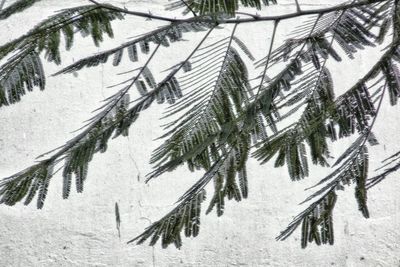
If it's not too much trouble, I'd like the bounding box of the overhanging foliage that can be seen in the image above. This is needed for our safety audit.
[0,0,399,250]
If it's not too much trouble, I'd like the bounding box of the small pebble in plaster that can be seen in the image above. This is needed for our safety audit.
[360,257,365,261]
[63,246,67,250]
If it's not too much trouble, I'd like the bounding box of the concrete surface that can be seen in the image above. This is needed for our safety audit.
[0,0,399,266]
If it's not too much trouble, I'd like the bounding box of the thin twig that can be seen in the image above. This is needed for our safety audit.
[254,20,279,100]
[88,0,387,24]
[294,0,301,12]
[0,0,6,11]
[180,0,197,17]
[236,12,260,19]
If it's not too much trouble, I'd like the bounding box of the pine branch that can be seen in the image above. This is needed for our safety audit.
[146,23,254,181]
[135,1,398,248]
[129,145,246,248]
[254,19,279,99]
[0,4,124,105]
[255,15,343,180]
[276,80,388,247]
[0,5,122,60]
[258,0,399,241]
[1,0,399,251]
[54,21,213,75]
[254,1,397,168]
[0,25,216,208]
[0,51,45,106]
[86,0,388,24]
[0,30,167,206]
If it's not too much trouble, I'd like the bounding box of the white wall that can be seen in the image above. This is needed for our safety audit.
[0,0,399,266]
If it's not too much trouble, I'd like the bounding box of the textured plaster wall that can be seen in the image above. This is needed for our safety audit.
[0,0,399,266]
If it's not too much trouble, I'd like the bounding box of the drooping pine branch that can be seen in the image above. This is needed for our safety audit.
[0,24,217,208]
[0,4,124,106]
[0,0,400,251]
[88,0,388,24]
[276,36,400,245]
[54,21,214,75]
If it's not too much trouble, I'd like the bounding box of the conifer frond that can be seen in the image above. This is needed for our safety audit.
[0,51,44,106]
[0,162,54,209]
[130,26,256,247]
[148,25,252,179]
[254,66,335,180]
[133,1,399,247]
[266,1,391,68]
[0,26,216,208]
[277,190,337,248]
[277,139,372,248]
[254,8,399,180]
[1,0,400,251]
[131,142,249,247]
[0,4,124,105]
[277,75,388,247]
[167,0,277,16]
[128,189,206,248]
[0,5,124,63]
[55,21,214,75]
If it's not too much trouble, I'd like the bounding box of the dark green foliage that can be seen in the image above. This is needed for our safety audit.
[0,0,400,250]
[55,21,213,75]
[128,190,206,248]
[0,52,44,106]
[0,4,124,104]
[0,163,53,209]
[167,0,277,16]
[148,32,253,179]
[277,191,337,248]
[0,4,124,63]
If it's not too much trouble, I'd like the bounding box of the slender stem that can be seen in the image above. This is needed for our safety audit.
[0,0,6,11]
[180,0,197,17]
[254,20,279,100]
[236,12,260,19]
[294,0,301,12]
[250,14,321,116]
[283,8,347,132]
[145,24,236,182]
[88,0,387,24]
